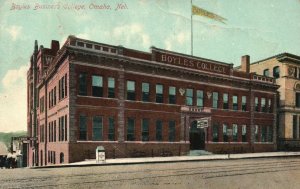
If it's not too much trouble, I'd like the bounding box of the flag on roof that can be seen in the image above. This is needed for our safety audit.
[192,5,227,24]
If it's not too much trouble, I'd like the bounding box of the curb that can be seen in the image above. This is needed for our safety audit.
[30,152,300,169]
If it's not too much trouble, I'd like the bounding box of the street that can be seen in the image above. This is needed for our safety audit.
[1,157,300,189]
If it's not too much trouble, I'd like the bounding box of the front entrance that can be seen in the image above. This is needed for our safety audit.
[189,120,205,150]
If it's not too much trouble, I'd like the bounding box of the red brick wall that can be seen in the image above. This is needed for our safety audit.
[69,142,189,163]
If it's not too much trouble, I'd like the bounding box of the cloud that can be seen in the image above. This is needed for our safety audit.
[77,33,90,40]
[6,25,22,41]
[0,65,28,132]
[164,31,189,50]
[112,23,151,48]
[2,65,28,88]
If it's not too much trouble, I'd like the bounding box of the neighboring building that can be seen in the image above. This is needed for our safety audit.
[0,142,8,156]
[246,53,300,150]
[27,36,278,166]
[11,136,29,167]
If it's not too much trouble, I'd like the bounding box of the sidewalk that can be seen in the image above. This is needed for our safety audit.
[31,151,300,169]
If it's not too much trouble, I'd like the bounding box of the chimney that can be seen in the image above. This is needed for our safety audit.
[51,40,60,54]
[241,55,250,73]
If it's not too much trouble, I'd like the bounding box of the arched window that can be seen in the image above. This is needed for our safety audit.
[263,69,269,77]
[273,66,280,79]
[60,153,64,164]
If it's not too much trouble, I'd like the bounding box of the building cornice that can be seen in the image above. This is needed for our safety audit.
[251,53,300,65]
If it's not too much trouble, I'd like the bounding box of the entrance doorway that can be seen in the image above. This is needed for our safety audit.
[190,120,205,150]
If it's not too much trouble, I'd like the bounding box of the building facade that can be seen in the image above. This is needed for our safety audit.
[27,36,278,166]
[247,53,300,150]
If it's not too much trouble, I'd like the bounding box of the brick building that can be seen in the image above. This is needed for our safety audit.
[245,53,300,150]
[27,36,278,166]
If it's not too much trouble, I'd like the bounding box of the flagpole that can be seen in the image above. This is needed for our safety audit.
[191,0,193,56]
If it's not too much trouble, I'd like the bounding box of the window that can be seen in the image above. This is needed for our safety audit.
[52,122,54,142]
[48,123,51,142]
[223,93,228,109]
[61,76,65,99]
[108,117,115,141]
[212,123,219,142]
[168,121,176,142]
[242,96,247,111]
[261,98,266,112]
[127,118,135,141]
[40,125,44,142]
[60,153,64,164]
[127,81,135,100]
[53,151,56,164]
[58,118,61,141]
[242,125,247,142]
[54,87,56,105]
[108,77,115,98]
[92,75,103,97]
[196,90,204,107]
[61,116,64,141]
[59,79,61,100]
[64,115,67,141]
[168,86,176,104]
[40,96,44,113]
[263,69,269,77]
[142,82,150,102]
[267,126,273,142]
[255,97,259,112]
[142,119,149,141]
[156,120,163,141]
[186,89,193,106]
[156,84,163,103]
[49,91,52,108]
[268,99,272,113]
[232,124,238,142]
[54,121,56,142]
[232,95,238,111]
[59,74,67,100]
[223,123,228,142]
[79,115,87,140]
[295,67,298,78]
[255,125,259,142]
[59,117,65,141]
[296,93,300,108]
[212,92,218,109]
[52,89,54,107]
[65,74,67,97]
[77,41,84,47]
[261,126,267,142]
[86,43,92,48]
[293,115,298,139]
[93,116,103,140]
[79,73,87,95]
[273,66,280,79]
[50,122,53,142]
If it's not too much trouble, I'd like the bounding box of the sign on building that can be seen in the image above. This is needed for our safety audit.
[197,118,209,128]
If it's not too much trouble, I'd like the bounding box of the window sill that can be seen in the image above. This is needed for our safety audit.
[207,142,249,144]
[77,95,118,100]
[254,142,274,144]
[77,140,118,143]
[125,100,181,107]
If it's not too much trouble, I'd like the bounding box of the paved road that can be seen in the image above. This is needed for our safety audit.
[1,157,300,189]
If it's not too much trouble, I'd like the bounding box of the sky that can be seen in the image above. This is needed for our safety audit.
[0,0,300,132]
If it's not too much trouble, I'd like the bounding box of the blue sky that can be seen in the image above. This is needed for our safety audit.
[0,0,300,132]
